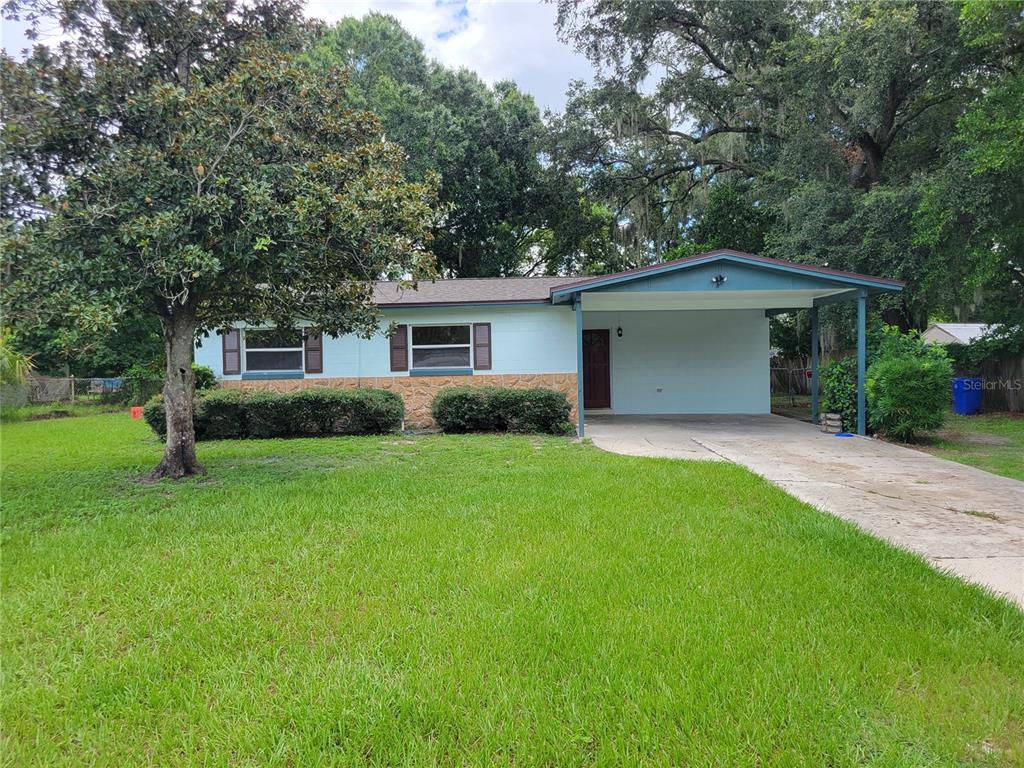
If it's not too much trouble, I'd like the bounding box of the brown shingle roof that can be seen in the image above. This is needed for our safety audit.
[372,250,903,307]
[373,277,571,307]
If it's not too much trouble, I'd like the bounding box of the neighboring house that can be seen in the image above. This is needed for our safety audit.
[195,249,902,433]
[922,323,991,346]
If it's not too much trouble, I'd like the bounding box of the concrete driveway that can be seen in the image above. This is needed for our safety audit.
[587,414,1024,607]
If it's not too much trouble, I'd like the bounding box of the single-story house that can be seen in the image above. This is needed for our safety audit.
[195,249,903,435]
[922,323,991,346]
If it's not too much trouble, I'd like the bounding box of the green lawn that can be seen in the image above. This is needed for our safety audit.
[0,400,124,423]
[2,415,1023,766]
[916,413,1024,481]
[770,393,813,422]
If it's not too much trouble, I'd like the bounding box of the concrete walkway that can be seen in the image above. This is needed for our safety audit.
[586,414,1024,608]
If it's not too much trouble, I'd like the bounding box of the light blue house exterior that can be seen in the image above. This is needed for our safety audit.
[195,250,902,433]
[197,305,577,380]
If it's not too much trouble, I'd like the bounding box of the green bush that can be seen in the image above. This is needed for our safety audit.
[244,391,294,438]
[194,389,247,439]
[867,354,952,441]
[192,363,217,391]
[143,387,403,441]
[820,327,955,436]
[143,394,167,437]
[946,323,1023,374]
[430,387,497,432]
[820,357,857,432]
[432,386,572,435]
[121,362,164,405]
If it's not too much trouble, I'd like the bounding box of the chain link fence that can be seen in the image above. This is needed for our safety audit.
[770,366,812,399]
[2,375,164,409]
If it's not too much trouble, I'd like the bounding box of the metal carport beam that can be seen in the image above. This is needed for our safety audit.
[573,294,584,438]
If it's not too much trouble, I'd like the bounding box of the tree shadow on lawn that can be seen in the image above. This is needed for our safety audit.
[4,432,578,534]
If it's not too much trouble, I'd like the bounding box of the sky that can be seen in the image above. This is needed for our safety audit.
[0,0,595,113]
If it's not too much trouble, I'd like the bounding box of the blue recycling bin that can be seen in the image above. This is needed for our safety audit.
[952,377,983,416]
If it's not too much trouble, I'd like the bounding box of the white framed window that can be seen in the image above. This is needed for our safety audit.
[410,324,472,368]
[244,328,304,372]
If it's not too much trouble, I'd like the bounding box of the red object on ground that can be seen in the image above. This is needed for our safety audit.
[130,406,143,420]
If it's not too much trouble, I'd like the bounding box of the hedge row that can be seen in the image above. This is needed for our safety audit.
[144,388,403,441]
[431,386,572,435]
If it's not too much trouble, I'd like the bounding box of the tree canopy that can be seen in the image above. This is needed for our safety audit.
[306,13,613,277]
[553,0,1024,329]
[2,1,438,477]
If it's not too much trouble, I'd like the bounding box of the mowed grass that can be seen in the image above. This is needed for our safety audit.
[917,413,1024,481]
[2,415,1023,767]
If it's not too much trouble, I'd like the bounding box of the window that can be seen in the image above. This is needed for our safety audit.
[244,328,304,372]
[410,324,471,368]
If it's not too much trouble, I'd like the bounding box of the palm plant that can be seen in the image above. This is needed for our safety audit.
[0,328,33,386]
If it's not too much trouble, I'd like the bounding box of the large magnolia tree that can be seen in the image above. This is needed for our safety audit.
[2,1,438,478]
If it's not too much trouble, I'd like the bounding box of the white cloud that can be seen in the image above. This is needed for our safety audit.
[305,0,593,112]
[2,0,593,112]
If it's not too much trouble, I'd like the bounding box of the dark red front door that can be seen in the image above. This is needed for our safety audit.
[583,329,611,409]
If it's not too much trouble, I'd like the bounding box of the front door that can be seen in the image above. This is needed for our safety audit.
[583,329,611,409]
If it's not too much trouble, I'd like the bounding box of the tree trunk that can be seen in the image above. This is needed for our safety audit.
[849,133,884,190]
[148,309,204,480]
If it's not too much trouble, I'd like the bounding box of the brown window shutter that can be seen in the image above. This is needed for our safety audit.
[222,328,241,375]
[304,332,323,374]
[389,324,408,371]
[473,323,491,370]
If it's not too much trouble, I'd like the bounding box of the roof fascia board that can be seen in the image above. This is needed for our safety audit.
[812,289,863,308]
[376,299,554,309]
[551,253,902,301]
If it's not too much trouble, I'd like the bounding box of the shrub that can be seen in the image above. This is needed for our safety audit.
[490,388,573,434]
[244,391,294,438]
[192,363,217,391]
[946,323,1023,374]
[431,387,497,432]
[143,387,403,441]
[867,354,952,441]
[326,388,405,435]
[143,394,167,437]
[820,357,857,432]
[194,389,247,440]
[820,327,955,435]
[121,362,164,405]
[432,386,572,435]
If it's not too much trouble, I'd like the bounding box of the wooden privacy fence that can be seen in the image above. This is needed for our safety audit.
[976,352,1024,413]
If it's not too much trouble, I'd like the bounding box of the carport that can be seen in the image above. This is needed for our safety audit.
[549,250,904,437]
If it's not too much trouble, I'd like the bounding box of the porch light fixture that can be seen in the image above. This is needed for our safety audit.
[617,326,623,337]
[711,273,727,287]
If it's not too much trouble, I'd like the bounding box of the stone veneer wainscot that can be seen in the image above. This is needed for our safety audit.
[221,373,579,429]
